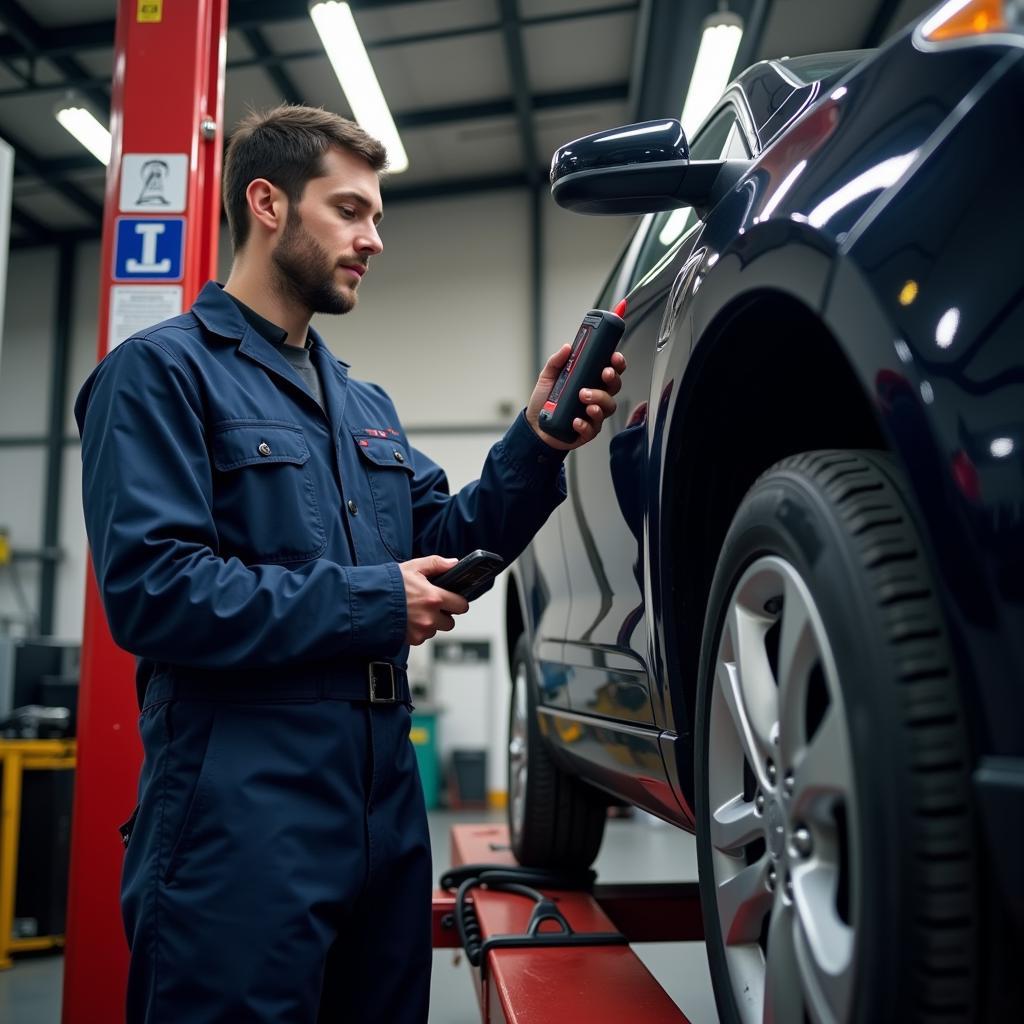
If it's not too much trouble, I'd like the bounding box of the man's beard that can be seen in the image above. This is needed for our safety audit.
[271,209,357,315]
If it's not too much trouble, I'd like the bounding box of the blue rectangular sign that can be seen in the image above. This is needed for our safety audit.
[113,217,185,281]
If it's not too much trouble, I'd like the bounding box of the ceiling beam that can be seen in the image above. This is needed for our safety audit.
[0,0,110,119]
[8,128,103,222]
[498,0,539,185]
[0,2,638,61]
[243,27,306,105]
[10,225,102,250]
[10,201,49,238]
[14,82,630,191]
[398,83,626,131]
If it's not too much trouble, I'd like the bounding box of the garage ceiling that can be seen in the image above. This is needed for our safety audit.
[1,0,934,247]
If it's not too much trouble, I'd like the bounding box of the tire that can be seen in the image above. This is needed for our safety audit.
[507,634,606,868]
[694,451,977,1024]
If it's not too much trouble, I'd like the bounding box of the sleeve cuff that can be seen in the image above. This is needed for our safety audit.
[348,562,407,656]
[498,410,569,482]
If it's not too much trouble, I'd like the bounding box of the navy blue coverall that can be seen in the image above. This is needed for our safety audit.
[74,281,567,1023]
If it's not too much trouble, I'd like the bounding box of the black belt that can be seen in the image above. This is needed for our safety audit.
[142,661,410,708]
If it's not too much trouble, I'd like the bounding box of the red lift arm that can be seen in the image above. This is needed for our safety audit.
[62,2,227,1020]
[435,825,705,1023]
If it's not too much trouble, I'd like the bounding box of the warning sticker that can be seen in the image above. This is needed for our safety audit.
[120,154,188,212]
[137,1,162,22]
[108,285,182,352]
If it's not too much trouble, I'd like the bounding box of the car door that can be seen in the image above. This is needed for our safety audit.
[558,106,751,725]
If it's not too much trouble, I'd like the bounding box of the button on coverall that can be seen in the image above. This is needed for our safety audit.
[74,281,567,1023]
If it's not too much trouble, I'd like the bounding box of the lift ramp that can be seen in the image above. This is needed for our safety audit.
[432,824,704,1023]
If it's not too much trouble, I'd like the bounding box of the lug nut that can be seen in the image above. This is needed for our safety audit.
[754,792,765,814]
[785,876,794,900]
[792,826,813,858]
[767,867,777,890]
[783,771,794,796]
[766,760,777,785]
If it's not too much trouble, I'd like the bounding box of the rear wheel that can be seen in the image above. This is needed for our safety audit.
[507,635,605,868]
[694,451,977,1023]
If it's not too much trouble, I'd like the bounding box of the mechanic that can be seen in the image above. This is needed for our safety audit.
[74,104,625,1024]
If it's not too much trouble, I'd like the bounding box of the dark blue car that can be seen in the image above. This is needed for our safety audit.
[504,4,1023,1021]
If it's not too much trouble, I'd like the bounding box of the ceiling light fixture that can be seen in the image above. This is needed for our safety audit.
[309,1,409,173]
[55,98,111,165]
[680,7,745,138]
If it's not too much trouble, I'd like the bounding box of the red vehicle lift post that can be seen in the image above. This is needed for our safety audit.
[434,824,706,1023]
[61,2,227,1021]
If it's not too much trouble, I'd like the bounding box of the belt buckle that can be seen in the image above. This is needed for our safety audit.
[368,662,398,704]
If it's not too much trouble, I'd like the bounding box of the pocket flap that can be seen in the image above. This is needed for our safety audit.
[213,421,310,470]
[352,432,414,473]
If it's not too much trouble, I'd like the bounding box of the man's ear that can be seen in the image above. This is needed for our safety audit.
[245,178,286,237]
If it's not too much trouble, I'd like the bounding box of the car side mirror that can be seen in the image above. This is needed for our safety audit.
[549,118,750,216]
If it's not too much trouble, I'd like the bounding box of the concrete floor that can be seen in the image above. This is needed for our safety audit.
[1,809,718,1023]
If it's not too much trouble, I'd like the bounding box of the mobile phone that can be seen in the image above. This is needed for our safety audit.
[432,549,505,601]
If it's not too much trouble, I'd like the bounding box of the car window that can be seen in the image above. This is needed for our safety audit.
[594,214,652,310]
[625,107,744,291]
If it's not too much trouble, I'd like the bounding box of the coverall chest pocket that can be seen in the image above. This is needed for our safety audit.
[352,432,415,560]
[212,420,326,564]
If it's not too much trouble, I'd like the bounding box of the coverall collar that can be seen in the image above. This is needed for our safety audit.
[192,281,351,430]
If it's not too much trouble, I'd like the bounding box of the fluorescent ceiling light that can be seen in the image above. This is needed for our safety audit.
[309,1,409,173]
[55,102,111,165]
[680,11,744,138]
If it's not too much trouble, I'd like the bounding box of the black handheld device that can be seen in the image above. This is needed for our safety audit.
[432,549,506,601]
[537,300,626,444]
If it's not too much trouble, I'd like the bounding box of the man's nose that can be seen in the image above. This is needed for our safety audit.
[358,227,383,256]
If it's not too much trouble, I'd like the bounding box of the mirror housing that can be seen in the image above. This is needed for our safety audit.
[550,118,751,216]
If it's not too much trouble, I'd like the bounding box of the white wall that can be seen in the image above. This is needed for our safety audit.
[0,185,632,794]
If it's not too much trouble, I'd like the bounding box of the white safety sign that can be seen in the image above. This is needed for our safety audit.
[108,285,183,352]
[119,153,188,212]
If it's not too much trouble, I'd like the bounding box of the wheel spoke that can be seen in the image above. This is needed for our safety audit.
[776,575,816,765]
[793,865,855,1024]
[710,794,763,854]
[716,852,774,946]
[764,897,805,1024]
[791,708,851,824]
[718,602,778,784]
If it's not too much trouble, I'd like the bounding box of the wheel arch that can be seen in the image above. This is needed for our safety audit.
[658,288,889,802]
[505,568,527,679]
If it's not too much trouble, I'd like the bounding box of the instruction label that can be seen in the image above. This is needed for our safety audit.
[108,286,182,352]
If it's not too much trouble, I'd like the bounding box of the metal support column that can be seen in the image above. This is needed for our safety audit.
[62,2,227,1020]
[38,242,75,636]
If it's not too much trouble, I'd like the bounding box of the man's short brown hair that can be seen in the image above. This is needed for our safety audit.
[223,104,388,250]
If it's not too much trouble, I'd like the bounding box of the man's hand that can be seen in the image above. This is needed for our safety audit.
[525,345,627,451]
[400,556,471,645]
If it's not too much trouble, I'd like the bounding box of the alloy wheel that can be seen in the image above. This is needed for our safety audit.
[707,555,859,1024]
[509,659,530,840]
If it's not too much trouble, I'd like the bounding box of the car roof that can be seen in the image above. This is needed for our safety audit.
[728,50,872,149]
[776,50,872,86]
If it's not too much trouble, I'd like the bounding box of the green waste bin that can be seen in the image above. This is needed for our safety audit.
[409,705,440,809]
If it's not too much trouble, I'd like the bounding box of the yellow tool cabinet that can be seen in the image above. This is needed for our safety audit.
[0,738,76,969]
